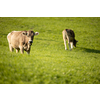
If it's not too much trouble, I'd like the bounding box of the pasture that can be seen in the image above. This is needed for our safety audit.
[0,17,100,84]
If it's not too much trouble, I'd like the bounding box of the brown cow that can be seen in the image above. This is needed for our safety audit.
[62,29,78,50]
[7,30,39,54]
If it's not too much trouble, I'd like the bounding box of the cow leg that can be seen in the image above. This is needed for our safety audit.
[70,42,73,49]
[62,32,67,50]
[20,46,24,54]
[9,44,14,52]
[67,37,71,50]
[64,39,67,50]
[68,42,71,50]
[27,47,31,54]
[16,49,19,53]
[27,51,30,54]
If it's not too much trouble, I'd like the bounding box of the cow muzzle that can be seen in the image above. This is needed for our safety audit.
[28,40,33,44]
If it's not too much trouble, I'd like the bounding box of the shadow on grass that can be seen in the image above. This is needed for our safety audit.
[79,47,100,54]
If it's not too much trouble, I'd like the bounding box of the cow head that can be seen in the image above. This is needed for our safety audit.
[23,30,39,45]
[22,30,39,53]
[73,39,78,47]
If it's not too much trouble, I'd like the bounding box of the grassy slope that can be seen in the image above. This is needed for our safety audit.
[0,17,100,84]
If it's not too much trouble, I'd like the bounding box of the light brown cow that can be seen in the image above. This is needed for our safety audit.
[62,29,78,50]
[7,30,39,54]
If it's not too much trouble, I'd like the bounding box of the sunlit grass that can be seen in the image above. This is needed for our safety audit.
[0,17,100,84]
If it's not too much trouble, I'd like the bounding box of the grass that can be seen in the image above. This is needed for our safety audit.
[0,17,100,84]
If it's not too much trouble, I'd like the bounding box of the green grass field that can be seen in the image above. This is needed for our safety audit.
[0,17,100,84]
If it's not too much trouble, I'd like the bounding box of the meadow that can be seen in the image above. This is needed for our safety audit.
[0,17,100,84]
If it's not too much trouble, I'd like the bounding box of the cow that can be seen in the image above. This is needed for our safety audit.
[7,30,39,54]
[62,29,78,50]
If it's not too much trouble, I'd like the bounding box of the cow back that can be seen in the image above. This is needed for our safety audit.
[66,29,75,38]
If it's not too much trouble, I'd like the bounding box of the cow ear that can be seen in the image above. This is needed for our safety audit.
[35,32,39,36]
[22,31,27,35]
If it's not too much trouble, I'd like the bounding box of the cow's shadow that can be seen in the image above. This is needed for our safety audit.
[78,47,100,54]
